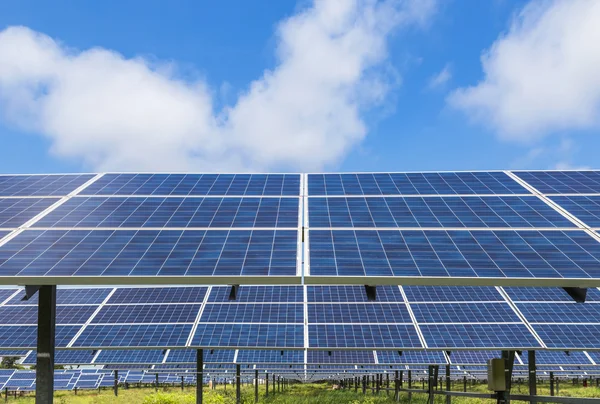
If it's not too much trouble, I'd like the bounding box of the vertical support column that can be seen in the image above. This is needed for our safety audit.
[36,285,56,404]
[394,371,399,401]
[272,374,275,394]
[114,370,118,397]
[446,364,451,404]
[266,372,269,398]
[254,369,259,403]
[355,376,358,393]
[550,372,555,396]
[181,376,185,391]
[428,366,435,404]
[236,364,241,404]
[463,376,467,392]
[362,375,366,395]
[376,374,380,394]
[528,351,537,404]
[408,370,412,402]
[155,374,159,391]
[386,373,390,396]
[196,349,203,404]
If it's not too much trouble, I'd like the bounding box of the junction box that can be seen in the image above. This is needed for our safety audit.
[487,358,506,391]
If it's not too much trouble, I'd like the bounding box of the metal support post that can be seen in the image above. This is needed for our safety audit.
[362,375,366,395]
[114,370,118,396]
[197,349,203,404]
[236,364,241,404]
[446,364,451,404]
[273,374,275,394]
[428,366,435,404]
[254,369,259,403]
[550,372,555,396]
[36,285,56,404]
[376,374,380,394]
[497,350,515,404]
[386,373,390,396]
[181,376,185,391]
[266,372,269,398]
[464,376,467,392]
[355,376,358,393]
[528,351,537,404]
[408,370,412,402]
[155,373,159,391]
[394,371,399,401]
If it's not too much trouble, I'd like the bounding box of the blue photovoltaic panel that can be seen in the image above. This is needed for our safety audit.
[309,229,600,278]
[308,196,573,228]
[23,350,96,365]
[446,351,500,364]
[108,287,207,304]
[0,289,18,303]
[307,351,374,364]
[92,304,200,324]
[0,306,96,324]
[520,351,592,365]
[403,286,503,302]
[34,197,299,228]
[0,229,297,277]
[166,349,235,363]
[514,171,600,194]
[517,303,600,323]
[503,287,600,302]
[420,324,541,349]
[237,350,304,364]
[0,174,95,197]
[208,286,303,303]
[94,350,166,364]
[307,303,411,323]
[7,288,112,305]
[582,352,600,365]
[0,326,80,348]
[200,304,303,323]
[72,324,192,348]
[376,350,447,364]
[191,324,303,348]
[0,198,59,228]
[0,232,9,241]
[533,324,600,349]
[308,172,527,196]
[307,286,403,303]
[82,174,301,196]
[550,196,600,227]
[308,324,422,348]
[0,350,28,356]
[411,303,520,323]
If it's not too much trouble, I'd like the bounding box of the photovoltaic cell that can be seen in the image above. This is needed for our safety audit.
[520,351,592,365]
[532,324,600,349]
[410,303,520,323]
[237,350,304,364]
[92,304,201,324]
[307,303,411,323]
[446,351,500,364]
[0,229,297,277]
[308,196,573,228]
[94,350,166,364]
[403,286,503,302]
[420,324,541,349]
[309,229,600,278]
[207,286,303,303]
[0,198,59,228]
[503,287,600,302]
[0,326,80,348]
[23,350,96,365]
[307,286,403,303]
[0,289,18,304]
[200,304,303,323]
[72,324,192,348]
[82,174,300,196]
[191,324,304,348]
[307,351,375,364]
[0,174,95,197]
[6,288,113,305]
[0,306,97,324]
[376,350,447,364]
[166,349,235,363]
[582,352,600,365]
[514,171,600,194]
[308,324,422,348]
[307,172,527,196]
[35,197,299,228]
[550,196,600,227]
[107,287,207,304]
[517,303,600,323]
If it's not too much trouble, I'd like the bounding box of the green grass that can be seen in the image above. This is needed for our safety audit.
[6,382,600,403]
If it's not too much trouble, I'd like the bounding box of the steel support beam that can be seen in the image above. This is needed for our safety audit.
[446,364,451,404]
[36,285,56,404]
[236,364,241,404]
[114,370,118,397]
[529,351,537,404]
[254,369,259,403]
[196,349,203,404]
[266,372,269,398]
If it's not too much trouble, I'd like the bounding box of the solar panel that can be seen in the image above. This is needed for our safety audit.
[107,287,207,304]
[376,350,447,364]
[516,303,600,323]
[71,324,192,348]
[0,229,297,279]
[308,324,422,348]
[550,196,600,227]
[0,198,59,228]
[0,326,80,348]
[308,196,573,228]
[308,172,527,196]
[307,303,411,323]
[22,350,96,365]
[582,352,600,365]
[0,350,28,356]
[237,350,304,364]
[94,349,166,364]
[200,304,303,323]
[92,304,201,324]
[403,286,503,302]
[208,286,303,303]
[7,288,112,305]
[34,197,299,228]
[0,174,95,197]
[307,286,403,302]
[307,351,374,364]
[82,174,301,196]
[514,171,600,194]
[420,324,541,349]
[532,325,600,349]
[520,351,593,366]
[191,324,303,348]
[411,303,520,323]
[504,287,600,302]
[166,349,235,363]
[308,229,600,280]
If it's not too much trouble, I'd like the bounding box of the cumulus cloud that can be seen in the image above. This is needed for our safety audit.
[0,0,436,171]
[448,0,600,140]
[427,63,451,89]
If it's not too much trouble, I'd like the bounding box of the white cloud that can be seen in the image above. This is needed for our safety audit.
[427,63,451,89]
[0,0,436,172]
[448,0,600,141]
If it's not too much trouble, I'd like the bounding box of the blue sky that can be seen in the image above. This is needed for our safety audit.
[0,0,598,174]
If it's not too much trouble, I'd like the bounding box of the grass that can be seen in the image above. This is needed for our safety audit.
[6,381,600,403]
